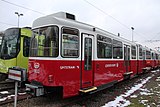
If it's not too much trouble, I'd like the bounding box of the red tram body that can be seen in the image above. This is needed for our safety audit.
[26,12,160,98]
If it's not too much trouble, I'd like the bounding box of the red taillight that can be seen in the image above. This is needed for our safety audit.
[48,75,53,83]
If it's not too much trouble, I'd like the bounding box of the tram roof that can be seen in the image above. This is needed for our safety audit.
[32,12,137,45]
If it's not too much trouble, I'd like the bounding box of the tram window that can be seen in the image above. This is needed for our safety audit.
[1,28,20,59]
[113,39,122,59]
[146,50,151,59]
[30,35,38,56]
[62,27,79,57]
[23,37,30,57]
[30,26,59,57]
[158,54,160,60]
[156,54,158,59]
[97,35,112,58]
[151,53,154,59]
[84,38,92,70]
[131,45,136,59]
[142,50,145,60]
[139,47,142,59]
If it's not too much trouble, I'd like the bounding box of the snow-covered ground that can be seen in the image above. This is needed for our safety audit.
[102,76,153,107]
[0,90,26,102]
[102,69,160,107]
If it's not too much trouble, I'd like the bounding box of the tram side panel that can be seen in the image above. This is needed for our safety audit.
[94,60,124,87]
[94,37,125,87]
[137,60,143,74]
[130,60,138,76]
[130,45,138,76]
[28,59,81,98]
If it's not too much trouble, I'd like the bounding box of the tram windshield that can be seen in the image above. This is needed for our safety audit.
[30,26,59,57]
[0,28,20,59]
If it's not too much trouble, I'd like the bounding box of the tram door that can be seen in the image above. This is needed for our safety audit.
[124,45,131,73]
[81,33,94,89]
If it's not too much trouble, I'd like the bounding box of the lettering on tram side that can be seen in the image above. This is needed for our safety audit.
[105,63,119,68]
[60,66,80,70]
[106,71,122,78]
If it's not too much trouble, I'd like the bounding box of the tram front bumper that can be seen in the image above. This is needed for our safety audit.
[25,84,44,96]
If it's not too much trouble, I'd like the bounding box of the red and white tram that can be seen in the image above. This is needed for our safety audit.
[26,12,160,98]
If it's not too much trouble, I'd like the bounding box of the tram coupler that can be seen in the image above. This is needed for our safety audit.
[25,84,44,96]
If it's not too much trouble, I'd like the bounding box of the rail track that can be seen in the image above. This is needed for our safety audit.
[0,80,15,92]
[0,80,31,106]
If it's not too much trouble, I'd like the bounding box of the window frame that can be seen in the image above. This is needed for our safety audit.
[61,27,79,58]
[113,39,123,59]
[1,28,20,59]
[30,25,59,57]
[142,49,146,60]
[151,52,155,60]
[146,50,151,59]
[139,46,143,59]
[97,34,112,59]
[131,45,136,59]
[155,53,158,59]
[23,36,30,57]
[84,38,92,70]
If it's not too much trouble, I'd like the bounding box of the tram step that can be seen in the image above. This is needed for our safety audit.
[79,86,97,93]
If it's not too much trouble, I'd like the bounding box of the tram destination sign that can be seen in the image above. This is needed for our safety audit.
[8,67,27,82]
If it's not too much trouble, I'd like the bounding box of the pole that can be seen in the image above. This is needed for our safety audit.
[14,81,18,107]
[15,12,23,27]
[17,16,19,27]
[131,27,134,42]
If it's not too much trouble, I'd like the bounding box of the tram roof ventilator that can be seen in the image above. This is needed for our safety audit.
[51,12,76,20]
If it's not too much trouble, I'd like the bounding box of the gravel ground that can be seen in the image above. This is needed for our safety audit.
[1,69,160,107]
[128,70,160,107]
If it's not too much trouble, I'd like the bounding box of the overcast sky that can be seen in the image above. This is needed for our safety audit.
[0,0,160,50]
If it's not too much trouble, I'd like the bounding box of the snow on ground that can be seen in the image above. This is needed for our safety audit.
[130,95,137,98]
[139,88,154,95]
[156,77,160,81]
[0,91,26,102]
[139,88,150,92]
[0,94,15,102]
[0,91,9,94]
[7,95,15,99]
[102,76,153,107]
[0,97,7,102]
[140,99,148,104]
[140,91,153,95]
[18,92,26,95]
